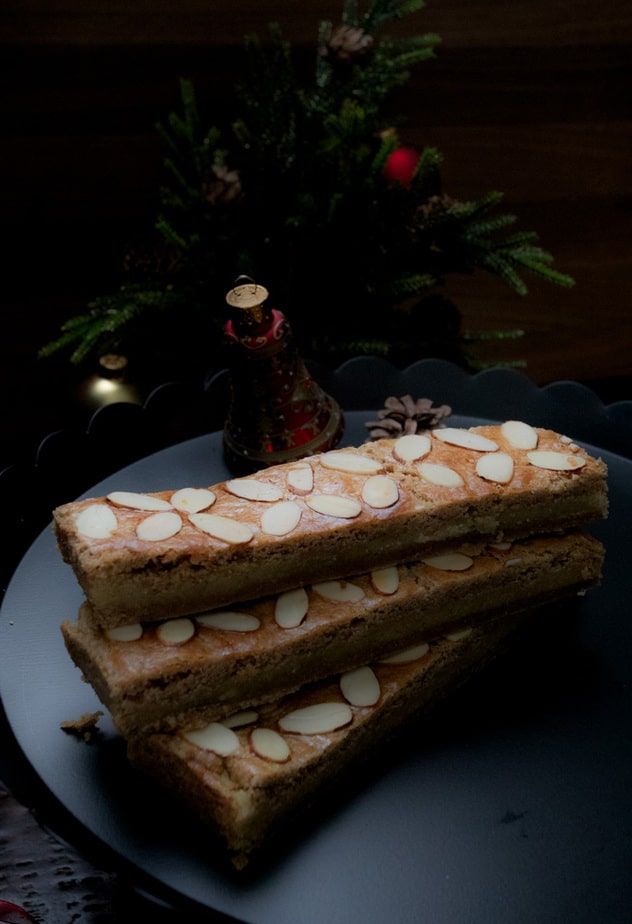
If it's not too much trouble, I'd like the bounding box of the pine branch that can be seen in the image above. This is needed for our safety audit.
[509,253,576,288]
[39,286,183,365]
[409,145,443,196]
[424,192,575,295]
[40,0,574,373]
[376,272,439,300]
[361,0,426,33]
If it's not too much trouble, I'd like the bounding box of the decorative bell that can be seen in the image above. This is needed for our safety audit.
[222,279,344,474]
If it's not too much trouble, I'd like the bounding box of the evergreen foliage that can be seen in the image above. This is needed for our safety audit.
[41,0,574,372]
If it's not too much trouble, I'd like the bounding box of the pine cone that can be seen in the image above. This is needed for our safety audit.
[365,395,452,441]
[322,26,374,62]
[418,194,456,224]
[203,164,242,207]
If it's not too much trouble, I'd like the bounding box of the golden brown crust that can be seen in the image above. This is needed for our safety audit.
[126,603,571,867]
[53,426,608,629]
[61,532,604,736]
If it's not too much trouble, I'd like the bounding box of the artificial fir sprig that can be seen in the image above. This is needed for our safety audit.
[39,285,188,366]
[41,0,574,373]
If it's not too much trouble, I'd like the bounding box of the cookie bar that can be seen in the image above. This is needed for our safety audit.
[53,424,608,628]
[61,532,604,736]
[126,600,576,869]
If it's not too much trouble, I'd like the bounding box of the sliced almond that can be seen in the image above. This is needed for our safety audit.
[560,435,580,451]
[380,642,430,664]
[393,433,431,463]
[260,500,302,536]
[418,462,463,487]
[274,587,309,629]
[136,511,183,542]
[170,487,216,513]
[527,450,586,471]
[312,580,365,603]
[250,727,291,763]
[286,463,314,495]
[475,451,514,485]
[340,666,381,707]
[189,513,254,544]
[184,722,240,756]
[224,478,284,502]
[278,701,353,735]
[434,428,499,452]
[107,491,173,511]
[105,623,143,642]
[76,503,118,539]
[196,611,260,632]
[306,494,362,519]
[361,474,399,509]
[224,709,259,729]
[489,541,512,550]
[445,627,473,641]
[156,618,196,645]
[319,451,382,475]
[370,566,399,595]
[501,420,539,449]
[422,552,474,572]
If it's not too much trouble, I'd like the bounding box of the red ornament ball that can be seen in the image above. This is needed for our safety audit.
[383,146,420,187]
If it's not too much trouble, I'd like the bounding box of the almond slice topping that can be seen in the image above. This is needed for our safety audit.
[105,623,143,642]
[260,500,302,536]
[560,435,580,451]
[170,487,216,512]
[223,710,259,729]
[422,552,474,571]
[475,451,514,485]
[156,618,196,645]
[445,627,474,641]
[76,503,118,539]
[107,491,173,511]
[501,420,539,449]
[279,701,353,735]
[189,513,254,544]
[136,511,183,542]
[225,479,284,502]
[380,642,430,664]
[319,451,382,475]
[250,727,291,763]
[196,611,260,632]
[418,462,463,487]
[306,494,362,519]
[286,463,314,495]
[393,433,431,463]
[361,474,399,509]
[274,587,309,629]
[370,566,399,595]
[527,450,586,471]
[184,722,240,756]
[434,428,499,452]
[340,666,381,707]
[312,580,365,603]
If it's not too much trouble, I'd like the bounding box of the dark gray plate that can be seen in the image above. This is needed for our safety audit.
[1,369,631,922]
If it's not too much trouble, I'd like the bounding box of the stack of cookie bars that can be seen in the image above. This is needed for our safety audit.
[53,422,608,867]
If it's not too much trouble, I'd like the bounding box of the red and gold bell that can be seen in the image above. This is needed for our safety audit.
[222,279,344,474]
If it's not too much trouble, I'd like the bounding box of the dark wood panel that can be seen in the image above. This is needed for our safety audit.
[1,0,630,465]
[3,1,632,47]
[4,42,629,132]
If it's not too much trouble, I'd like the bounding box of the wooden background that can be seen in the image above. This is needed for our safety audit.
[1,1,631,460]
